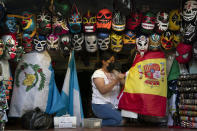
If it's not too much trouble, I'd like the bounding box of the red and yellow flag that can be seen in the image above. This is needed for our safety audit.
[118,51,167,117]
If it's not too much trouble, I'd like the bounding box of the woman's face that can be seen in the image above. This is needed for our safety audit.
[103,56,115,67]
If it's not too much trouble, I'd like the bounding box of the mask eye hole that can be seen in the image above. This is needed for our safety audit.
[183,53,189,59]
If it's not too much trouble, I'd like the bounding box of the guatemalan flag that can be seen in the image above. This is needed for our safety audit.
[58,50,84,126]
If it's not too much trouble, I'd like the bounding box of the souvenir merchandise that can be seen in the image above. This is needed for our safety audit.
[53,0,71,17]
[161,31,173,50]
[53,13,69,36]
[149,33,161,51]
[71,33,84,51]
[123,30,136,45]
[9,51,65,117]
[136,35,149,57]
[175,42,192,64]
[182,23,197,43]
[156,11,169,33]
[173,32,181,48]
[169,9,181,31]
[118,51,167,117]
[2,34,18,59]
[0,39,5,59]
[183,0,197,24]
[84,34,97,53]
[59,34,71,56]
[141,12,156,34]
[82,10,96,33]
[68,4,82,34]
[21,11,36,35]
[33,35,47,52]
[193,42,197,60]
[22,34,34,53]
[36,9,52,36]
[96,8,112,31]
[0,1,5,21]
[46,34,59,50]
[97,32,110,51]
[112,10,126,32]
[110,32,123,53]
[5,16,17,33]
[126,12,142,31]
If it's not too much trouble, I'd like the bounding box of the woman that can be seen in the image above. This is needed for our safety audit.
[91,52,125,126]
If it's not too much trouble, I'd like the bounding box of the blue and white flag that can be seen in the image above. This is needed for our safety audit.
[59,50,84,126]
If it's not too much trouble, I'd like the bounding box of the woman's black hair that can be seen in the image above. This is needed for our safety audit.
[94,51,115,69]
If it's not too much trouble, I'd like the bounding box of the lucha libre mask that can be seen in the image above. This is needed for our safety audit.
[173,33,181,48]
[169,9,181,31]
[123,30,136,45]
[149,33,161,51]
[68,4,82,34]
[161,31,173,50]
[176,43,192,64]
[96,8,112,31]
[85,34,97,53]
[36,9,52,35]
[112,10,126,32]
[83,10,96,33]
[136,35,149,57]
[110,32,123,53]
[2,34,18,59]
[71,33,84,51]
[22,11,36,34]
[182,23,197,43]
[59,34,71,57]
[53,13,69,36]
[193,42,197,60]
[156,11,169,33]
[183,0,197,23]
[126,12,142,31]
[47,34,59,50]
[0,1,5,21]
[33,35,47,52]
[0,39,5,58]
[5,16,17,33]
[22,34,34,53]
[141,12,156,34]
[97,32,110,51]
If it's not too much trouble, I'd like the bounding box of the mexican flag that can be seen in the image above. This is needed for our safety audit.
[118,51,167,117]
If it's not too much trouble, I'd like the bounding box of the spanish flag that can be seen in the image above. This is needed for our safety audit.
[118,51,167,117]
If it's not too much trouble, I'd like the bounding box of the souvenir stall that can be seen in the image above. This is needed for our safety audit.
[0,0,196,130]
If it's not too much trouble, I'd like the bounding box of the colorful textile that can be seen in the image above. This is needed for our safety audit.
[180,99,197,105]
[181,121,197,128]
[179,105,197,111]
[58,51,84,126]
[167,57,180,81]
[180,116,197,122]
[118,51,167,117]
[179,110,197,117]
[180,93,197,99]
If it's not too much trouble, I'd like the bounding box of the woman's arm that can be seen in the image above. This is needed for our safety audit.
[112,70,125,86]
[93,77,119,94]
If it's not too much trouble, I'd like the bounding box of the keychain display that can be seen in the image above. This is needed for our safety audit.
[97,32,110,51]
[83,10,96,33]
[110,32,123,53]
[84,34,97,53]
[136,35,149,57]
[169,9,181,31]
[176,42,192,64]
[96,8,112,31]
[149,33,161,51]
[112,10,126,32]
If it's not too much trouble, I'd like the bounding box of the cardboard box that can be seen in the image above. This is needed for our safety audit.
[54,115,77,128]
